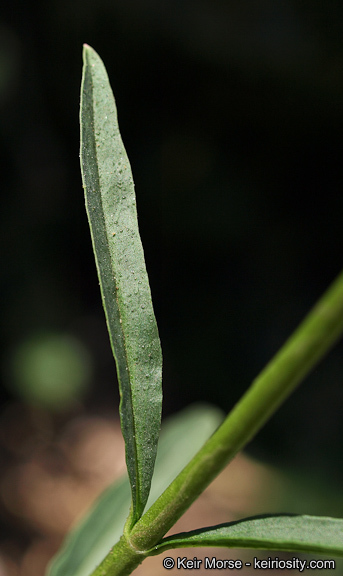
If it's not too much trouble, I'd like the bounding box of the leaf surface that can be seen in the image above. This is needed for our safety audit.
[46,405,223,576]
[151,514,343,556]
[80,44,162,523]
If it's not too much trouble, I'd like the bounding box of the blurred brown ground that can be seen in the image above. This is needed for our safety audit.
[0,401,295,576]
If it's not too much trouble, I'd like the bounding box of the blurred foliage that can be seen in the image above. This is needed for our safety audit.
[7,333,91,410]
[0,0,342,473]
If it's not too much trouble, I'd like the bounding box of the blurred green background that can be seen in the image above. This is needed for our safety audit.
[1,0,343,530]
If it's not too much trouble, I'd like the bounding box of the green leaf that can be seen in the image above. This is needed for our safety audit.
[46,405,224,576]
[80,44,162,524]
[47,477,131,576]
[151,514,343,556]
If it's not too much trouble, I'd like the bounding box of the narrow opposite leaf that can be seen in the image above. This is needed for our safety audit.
[80,44,162,524]
[150,515,343,556]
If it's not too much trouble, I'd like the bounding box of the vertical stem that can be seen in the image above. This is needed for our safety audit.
[90,535,146,576]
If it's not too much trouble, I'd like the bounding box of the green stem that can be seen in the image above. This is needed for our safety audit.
[91,270,343,574]
[91,534,146,576]
[130,270,343,550]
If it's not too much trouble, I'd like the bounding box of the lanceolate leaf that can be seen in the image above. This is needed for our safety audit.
[80,44,162,524]
[151,514,343,556]
[46,405,224,576]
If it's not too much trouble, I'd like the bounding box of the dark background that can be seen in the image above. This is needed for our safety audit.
[1,0,343,492]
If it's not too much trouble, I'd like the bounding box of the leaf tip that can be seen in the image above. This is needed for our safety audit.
[82,44,97,62]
